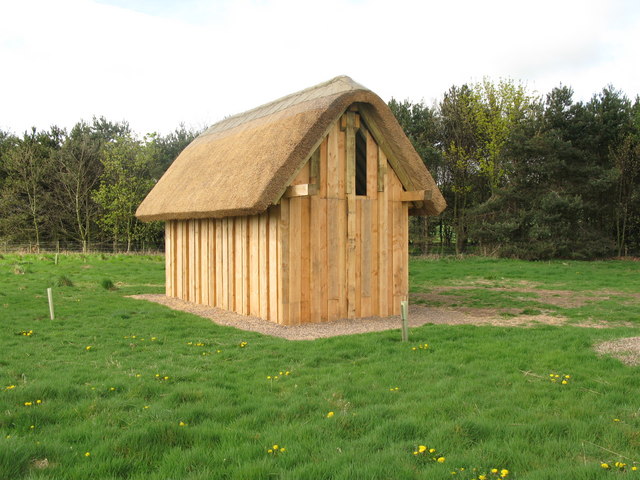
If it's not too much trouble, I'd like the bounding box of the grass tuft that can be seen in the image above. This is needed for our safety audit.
[100,278,116,290]
[56,275,74,287]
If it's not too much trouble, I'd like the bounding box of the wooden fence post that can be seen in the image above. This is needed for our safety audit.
[401,300,408,342]
[47,288,55,320]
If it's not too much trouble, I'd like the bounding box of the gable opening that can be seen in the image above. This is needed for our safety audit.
[355,129,367,196]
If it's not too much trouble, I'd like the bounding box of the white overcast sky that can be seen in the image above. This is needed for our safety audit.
[1,0,639,135]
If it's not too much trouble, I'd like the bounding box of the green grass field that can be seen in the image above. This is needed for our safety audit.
[1,254,639,479]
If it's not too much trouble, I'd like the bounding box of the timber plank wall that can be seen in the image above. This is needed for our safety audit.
[165,111,409,325]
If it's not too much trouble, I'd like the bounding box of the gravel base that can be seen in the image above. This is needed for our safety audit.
[594,337,640,366]
[130,294,578,341]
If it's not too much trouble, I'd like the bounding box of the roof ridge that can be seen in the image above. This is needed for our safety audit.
[201,75,368,136]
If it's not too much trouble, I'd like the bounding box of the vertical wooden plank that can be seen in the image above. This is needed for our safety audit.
[189,220,196,302]
[327,198,340,321]
[300,197,310,323]
[259,212,269,319]
[378,150,389,317]
[227,218,235,311]
[391,171,403,315]
[326,124,339,198]
[361,199,372,317]
[208,219,215,306]
[249,215,260,316]
[235,217,244,315]
[194,219,201,304]
[183,221,190,301]
[366,129,378,200]
[354,198,362,317]
[279,200,289,325]
[402,202,409,303]
[310,194,322,322]
[345,112,356,195]
[337,198,347,319]
[165,222,172,297]
[200,220,208,305]
[215,219,223,307]
[268,207,279,322]
[288,196,302,324]
[309,148,320,186]
[370,200,379,316]
[221,218,228,309]
[337,124,346,197]
[242,216,250,315]
[346,195,356,319]
[174,221,180,298]
[319,137,328,199]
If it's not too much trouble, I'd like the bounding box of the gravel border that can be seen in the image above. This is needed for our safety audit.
[130,294,578,341]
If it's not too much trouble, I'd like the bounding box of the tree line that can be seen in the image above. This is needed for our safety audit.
[391,80,640,259]
[1,80,638,258]
[0,118,198,252]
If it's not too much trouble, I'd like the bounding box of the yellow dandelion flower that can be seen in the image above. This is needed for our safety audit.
[24,402,32,406]
[85,346,92,351]
[285,371,290,375]
[491,469,498,473]
[36,399,41,404]
[164,376,169,380]
[280,447,286,452]
[601,463,609,469]
[110,387,115,391]
[501,469,509,476]
[418,445,427,453]
[30,425,35,429]
[6,385,16,390]
[412,347,417,351]
[613,418,620,422]
[143,405,149,409]
[267,449,273,453]
[632,466,637,471]
[429,448,436,453]
[437,457,446,463]
[565,375,570,378]
[267,376,272,380]
[272,445,279,450]
[561,380,568,385]
[151,337,157,341]
[413,451,419,455]
[179,421,187,427]
[479,476,487,480]
[84,452,91,457]
[327,411,334,418]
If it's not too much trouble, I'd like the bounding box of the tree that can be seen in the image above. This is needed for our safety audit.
[438,85,479,254]
[93,133,160,252]
[388,99,442,253]
[0,128,60,248]
[52,122,103,251]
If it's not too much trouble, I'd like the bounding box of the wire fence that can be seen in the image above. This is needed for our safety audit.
[0,241,165,255]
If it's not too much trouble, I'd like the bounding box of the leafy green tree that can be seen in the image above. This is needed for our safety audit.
[92,133,161,252]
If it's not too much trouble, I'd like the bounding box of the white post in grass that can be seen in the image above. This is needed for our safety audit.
[47,288,55,320]
[401,300,408,342]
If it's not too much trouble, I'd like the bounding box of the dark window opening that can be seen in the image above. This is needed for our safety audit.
[355,129,367,196]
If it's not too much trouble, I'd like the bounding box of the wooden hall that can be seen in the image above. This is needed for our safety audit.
[136,76,446,325]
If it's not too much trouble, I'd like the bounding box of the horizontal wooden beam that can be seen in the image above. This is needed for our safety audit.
[283,183,318,198]
[399,190,425,202]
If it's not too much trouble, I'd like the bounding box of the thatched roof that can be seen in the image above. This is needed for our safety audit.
[136,76,446,221]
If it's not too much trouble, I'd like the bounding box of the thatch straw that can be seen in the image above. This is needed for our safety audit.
[136,76,445,221]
